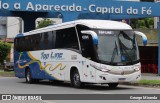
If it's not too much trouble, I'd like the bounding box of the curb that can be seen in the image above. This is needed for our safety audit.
[122,83,160,88]
[0,74,15,77]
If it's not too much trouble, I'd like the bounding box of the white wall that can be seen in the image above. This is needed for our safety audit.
[7,17,21,38]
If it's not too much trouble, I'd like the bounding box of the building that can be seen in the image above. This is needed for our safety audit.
[0,17,22,39]
[7,17,23,38]
[0,17,62,39]
[0,17,7,39]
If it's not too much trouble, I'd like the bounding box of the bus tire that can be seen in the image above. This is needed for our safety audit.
[108,83,119,88]
[25,68,34,84]
[71,69,83,88]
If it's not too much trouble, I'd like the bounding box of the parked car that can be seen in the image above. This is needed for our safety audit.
[4,61,14,71]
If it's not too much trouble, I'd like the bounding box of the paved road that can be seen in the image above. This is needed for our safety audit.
[0,77,160,94]
[0,77,160,103]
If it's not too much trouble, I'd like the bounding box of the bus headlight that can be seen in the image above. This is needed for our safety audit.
[90,64,111,72]
[134,65,140,72]
[101,68,111,72]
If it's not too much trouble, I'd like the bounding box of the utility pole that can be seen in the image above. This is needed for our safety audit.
[154,0,159,29]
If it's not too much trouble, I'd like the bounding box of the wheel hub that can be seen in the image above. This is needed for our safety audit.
[27,72,30,82]
[74,73,80,84]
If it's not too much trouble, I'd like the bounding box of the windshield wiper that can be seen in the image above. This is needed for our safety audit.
[110,41,118,64]
[119,39,133,65]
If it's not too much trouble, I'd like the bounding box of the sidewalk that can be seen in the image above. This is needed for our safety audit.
[141,73,160,80]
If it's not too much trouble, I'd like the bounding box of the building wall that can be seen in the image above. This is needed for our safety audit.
[7,17,21,38]
[0,25,7,37]
[0,17,22,38]
[0,17,7,39]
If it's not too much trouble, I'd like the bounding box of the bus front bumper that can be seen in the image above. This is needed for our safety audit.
[96,71,141,84]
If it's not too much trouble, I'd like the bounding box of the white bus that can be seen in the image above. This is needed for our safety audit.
[14,20,147,88]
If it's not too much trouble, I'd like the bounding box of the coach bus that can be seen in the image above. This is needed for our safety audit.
[14,20,147,88]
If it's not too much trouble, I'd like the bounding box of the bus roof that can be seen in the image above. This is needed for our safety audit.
[24,20,132,36]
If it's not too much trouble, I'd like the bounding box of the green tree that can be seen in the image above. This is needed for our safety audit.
[0,42,11,64]
[138,18,154,29]
[36,19,55,29]
[130,18,154,29]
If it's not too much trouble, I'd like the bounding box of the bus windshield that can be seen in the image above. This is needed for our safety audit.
[94,30,139,65]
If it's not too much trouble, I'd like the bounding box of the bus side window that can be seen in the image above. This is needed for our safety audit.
[43,32,53,50]
[25,36,30,51]
[81,35,94,59]
[35,34,41,50]
[14,38,18,51]
[17,38,20,52]
[30,35,34,50]
[28,36,33,51]
[32,35,37,51]
[48,31,53,49]
[55,27,79,50]
[30,34,41,51]
[52,31,56,49]
[76,25,96,60]
[23,37,26,52]
[30,36,34,51]
[43,32,48,50]
[19,37,24,52]
[55,31,63,48]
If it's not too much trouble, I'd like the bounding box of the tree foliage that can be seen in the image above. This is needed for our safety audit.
[130,18,154,29]
[37,19,55,29]
[138,18,154,29]
[0,42,11,64]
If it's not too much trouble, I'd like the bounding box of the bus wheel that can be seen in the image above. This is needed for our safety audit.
[71,69,82,88]
[108,83,119,88]
[25,68,34,84]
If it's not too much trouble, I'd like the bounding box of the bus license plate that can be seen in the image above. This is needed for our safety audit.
[118,78,126,82]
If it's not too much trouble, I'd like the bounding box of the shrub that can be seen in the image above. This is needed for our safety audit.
[36,19,54,29]
[0,42,11,64]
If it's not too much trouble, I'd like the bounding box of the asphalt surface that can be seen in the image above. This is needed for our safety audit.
[0,77,160,103]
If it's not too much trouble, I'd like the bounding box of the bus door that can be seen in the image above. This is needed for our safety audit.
[81,34,97,82]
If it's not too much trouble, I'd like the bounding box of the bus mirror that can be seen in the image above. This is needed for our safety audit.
[134,31,147,46]
[81,30,98,45]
